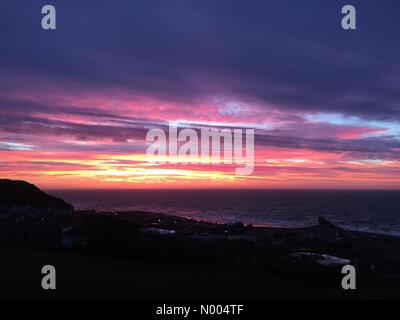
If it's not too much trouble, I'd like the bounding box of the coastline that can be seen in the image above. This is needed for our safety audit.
[47,188,400,237]
[2,207,400,299]
[1,180,400,299]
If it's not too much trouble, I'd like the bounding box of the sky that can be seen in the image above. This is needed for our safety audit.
[0,0,399,189]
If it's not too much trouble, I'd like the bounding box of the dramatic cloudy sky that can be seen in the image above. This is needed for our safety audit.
[0,0,399,188]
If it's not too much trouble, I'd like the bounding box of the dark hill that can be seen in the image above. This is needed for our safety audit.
[0,179,73,210]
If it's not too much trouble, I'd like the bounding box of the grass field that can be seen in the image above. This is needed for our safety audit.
[1,247,399,300]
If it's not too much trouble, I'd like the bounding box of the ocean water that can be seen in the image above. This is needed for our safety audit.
[48,189,400,236]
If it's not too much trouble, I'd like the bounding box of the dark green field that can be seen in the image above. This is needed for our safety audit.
[1,247,399,300]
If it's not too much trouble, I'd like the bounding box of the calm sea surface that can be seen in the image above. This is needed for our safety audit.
[48,189,400,236]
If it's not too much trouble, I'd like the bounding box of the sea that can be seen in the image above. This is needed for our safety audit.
[48,189,400,236]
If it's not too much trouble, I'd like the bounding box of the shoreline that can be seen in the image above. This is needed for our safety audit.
[47,188,400,238]
[2,207,400,299]
[1,180,400,299]
[73,208,400,238]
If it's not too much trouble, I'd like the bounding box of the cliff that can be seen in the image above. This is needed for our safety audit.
[0,179,73,211]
